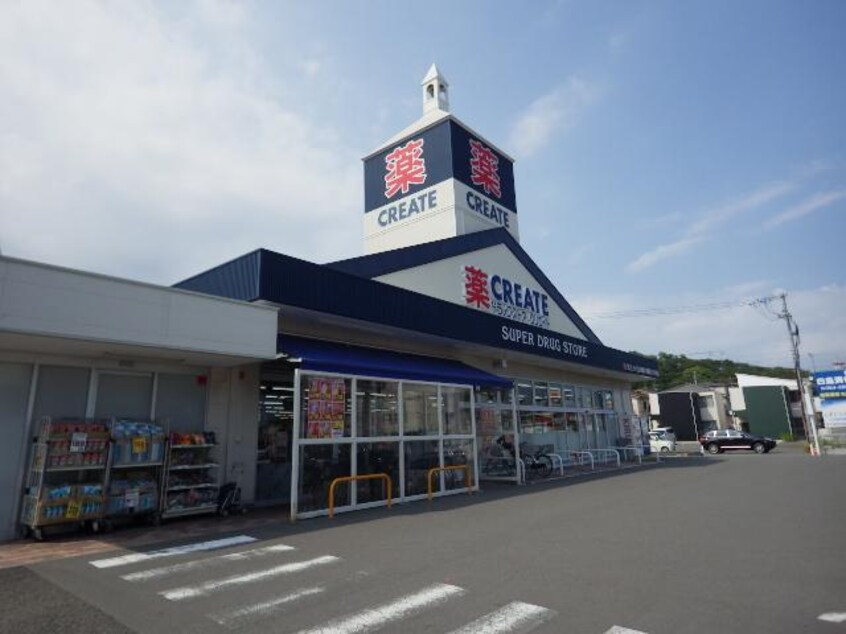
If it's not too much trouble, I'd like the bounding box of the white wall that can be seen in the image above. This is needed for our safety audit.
[648,392,661,415]
[207,364,261,503]
[364,181,458,255]
[375,244,587,340]
[736,373,797,389]
[729,387,746,411]
[0,257,277,360]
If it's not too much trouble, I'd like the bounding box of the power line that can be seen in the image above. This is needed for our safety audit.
[587,295,781,319]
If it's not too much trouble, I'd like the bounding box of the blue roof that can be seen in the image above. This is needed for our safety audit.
[174,246,658,379]
[278,335,513,387]
[326,228,601,345]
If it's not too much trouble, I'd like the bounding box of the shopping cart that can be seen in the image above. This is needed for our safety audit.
[217,482,245,516]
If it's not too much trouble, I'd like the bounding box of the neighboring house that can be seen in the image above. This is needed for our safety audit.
[730,374,806,439]
[647,384,733,440]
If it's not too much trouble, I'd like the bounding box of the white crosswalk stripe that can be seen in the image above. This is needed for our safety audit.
[296,583,466,634]
[160,555,341,601]
[121,543,294,581]
[819,612,846,623]
[89,539,565,633]
[604,627,650,634]
[89,535,257,569]
[209,586,325,628]
[446,601,554,633]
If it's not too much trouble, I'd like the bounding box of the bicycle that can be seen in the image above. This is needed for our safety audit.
[520,444,554,479]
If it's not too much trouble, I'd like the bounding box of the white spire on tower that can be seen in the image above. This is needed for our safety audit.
[421,63,449,115]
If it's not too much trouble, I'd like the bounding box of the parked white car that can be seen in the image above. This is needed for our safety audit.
[649,431,676,453]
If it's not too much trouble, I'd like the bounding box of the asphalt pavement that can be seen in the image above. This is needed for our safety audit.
[2,452,845,634]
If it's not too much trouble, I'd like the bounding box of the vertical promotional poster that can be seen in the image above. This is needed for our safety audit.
[307,377,346,439]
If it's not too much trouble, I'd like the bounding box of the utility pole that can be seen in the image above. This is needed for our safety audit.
[776,294,820,456]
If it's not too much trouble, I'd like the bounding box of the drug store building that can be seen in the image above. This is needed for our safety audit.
[176,66,659,519]
[0,66,658,539]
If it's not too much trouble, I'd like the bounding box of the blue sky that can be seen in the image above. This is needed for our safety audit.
[1,1,844,369]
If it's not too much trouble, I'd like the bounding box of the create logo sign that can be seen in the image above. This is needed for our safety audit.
[384,138,426,198]
[462,265,550,329]
[469,139,501,199]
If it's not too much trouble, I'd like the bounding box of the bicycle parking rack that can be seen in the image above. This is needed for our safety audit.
[328,474,392,518]
[613,446,642,465]
[516,458,526,484]
[569,451,595,470]
[587,448,621,468]
[547,453,565,476]
[427,465,473,502]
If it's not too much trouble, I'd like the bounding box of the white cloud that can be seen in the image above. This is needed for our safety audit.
[626,180,795,273]
[573,284,846,369]
[687,181,795,236]
[0,1,361,284]
[765,189,846,228]
[625,236,705,273]
[508,77,598,159]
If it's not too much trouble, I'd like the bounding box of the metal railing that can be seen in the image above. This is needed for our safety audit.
[587,448,621,468]
[547,453,565,476]
[427,465,473,502]
[328,474,392,518]
[569,450,595,470]
[516,458,526,484]
[613,446,642,465]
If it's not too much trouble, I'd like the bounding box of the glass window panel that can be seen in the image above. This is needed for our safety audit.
[562,385,577,408]
[519,411,535,434]
[603,390,615,410]
[356,380,399,437]
[500,409,514,432]
[533,412,553,432]
[579,388,593,409]
[404,440,440,496]
[402,383,439,436]
[33,365,89,420]
[552,412,566,431]
[95,373,153,420]
[479,433,516,478]
[442,386,472,436]
[516,380,533,406]
[533,382,549,407]
[607,413,619,444]
[155,373,207,432]
[475,387,498,406]
[476,407,500,437]
[548,384,563,407]
[355,442,399,503]
[443,439,473,491]
[300,376,351,439]
[499,387,514,405]
[298,444,351,513]
[593,390,605,410]
[566,412,580,432]
[257,377,295,504]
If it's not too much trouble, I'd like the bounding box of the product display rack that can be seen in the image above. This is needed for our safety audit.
[104,421,167,527]
[21,418,110,540]
[160,433,220,519]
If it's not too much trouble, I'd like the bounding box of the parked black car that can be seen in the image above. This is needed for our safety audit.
[699,429,777,454]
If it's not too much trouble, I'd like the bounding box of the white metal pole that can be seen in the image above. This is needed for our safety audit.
[289,369,301,522]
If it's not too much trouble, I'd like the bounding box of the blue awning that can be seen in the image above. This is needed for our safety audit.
[277,335,512,388]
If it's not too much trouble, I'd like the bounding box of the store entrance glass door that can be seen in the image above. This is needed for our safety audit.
[256,372,295,505]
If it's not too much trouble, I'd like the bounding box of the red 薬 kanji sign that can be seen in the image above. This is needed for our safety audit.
[463,265,490,309]
[384,138,427,198]
[469,139,501,199]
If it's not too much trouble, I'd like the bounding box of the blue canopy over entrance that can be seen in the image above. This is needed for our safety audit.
[277,335,512,388]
